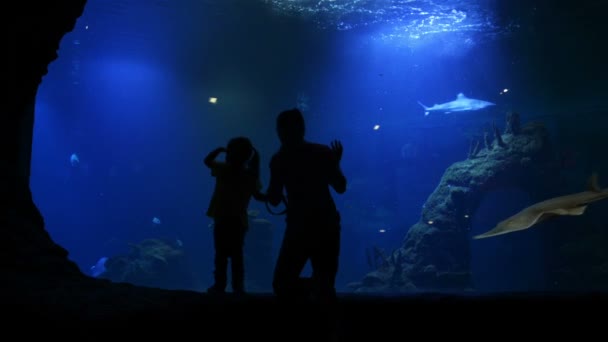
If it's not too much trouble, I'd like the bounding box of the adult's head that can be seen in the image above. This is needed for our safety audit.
[276,108,305,147]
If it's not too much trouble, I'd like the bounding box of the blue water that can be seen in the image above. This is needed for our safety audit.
[30,0,608,293]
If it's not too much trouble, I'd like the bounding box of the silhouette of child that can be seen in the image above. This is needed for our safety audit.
[204,137,266,294]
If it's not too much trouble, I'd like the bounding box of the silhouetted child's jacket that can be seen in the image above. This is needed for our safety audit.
[206,162,262,229]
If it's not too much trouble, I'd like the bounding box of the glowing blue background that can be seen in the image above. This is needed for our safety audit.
[31,0,607,292]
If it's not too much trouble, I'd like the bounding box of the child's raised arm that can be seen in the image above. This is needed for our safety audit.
[204,147,226,168]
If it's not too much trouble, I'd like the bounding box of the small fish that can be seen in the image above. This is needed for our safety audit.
[70,153,80,167]
[252,218,271,224]
[176,239,183,247]
[90,256,108,277]
[152,217,161,225]
[247,209,260,217]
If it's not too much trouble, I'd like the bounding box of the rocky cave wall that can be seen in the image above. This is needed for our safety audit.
[6,2,88,274]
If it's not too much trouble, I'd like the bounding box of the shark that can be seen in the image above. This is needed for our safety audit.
[473,173,608,240]
[418,93,495,116]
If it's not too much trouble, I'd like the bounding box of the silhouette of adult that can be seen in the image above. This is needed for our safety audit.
[266,108,347,301]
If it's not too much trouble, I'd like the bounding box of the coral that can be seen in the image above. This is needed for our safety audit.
[484,131,492,151]
[468,139,481,158]
[505,111,521,135]
[100,238,194,290]
[365,246,390,270]
[350,113,557,292]
[493,121,506,147]
[349,248,413,293]
[130,238,183,261]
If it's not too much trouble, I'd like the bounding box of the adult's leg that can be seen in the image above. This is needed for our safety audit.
[272,227,310,299]
[308,223,342,341]
[309,223,341,301]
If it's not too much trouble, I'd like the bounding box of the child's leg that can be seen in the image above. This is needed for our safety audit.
[210,222,229,292]
[230,226,247,293]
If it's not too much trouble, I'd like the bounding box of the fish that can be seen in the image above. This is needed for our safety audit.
[418,93,495,116]
[90,256,108,277]
[70,153,80,167]
[473,173,608,239]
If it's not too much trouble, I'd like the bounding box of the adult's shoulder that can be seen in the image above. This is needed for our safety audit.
[306,142,331,153]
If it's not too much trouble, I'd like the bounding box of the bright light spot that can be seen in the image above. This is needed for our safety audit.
[427,220,434,225]
[379,229,386,233]
[209,97,218,104]
[464,214,469,218]
[85,25,89,30]
[503,88,509,93]
[373,124,380,130]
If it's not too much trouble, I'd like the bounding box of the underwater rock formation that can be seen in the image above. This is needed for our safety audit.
[99,239,197,290]
[350,117,557,292]
[505,111,521,135]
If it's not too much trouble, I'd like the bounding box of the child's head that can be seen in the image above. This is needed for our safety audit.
[226,137,253,167]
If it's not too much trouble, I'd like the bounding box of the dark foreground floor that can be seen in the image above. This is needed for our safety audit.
[4,274,607,341]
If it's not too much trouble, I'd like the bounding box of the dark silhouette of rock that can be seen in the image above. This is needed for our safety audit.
[5,1,88,278]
